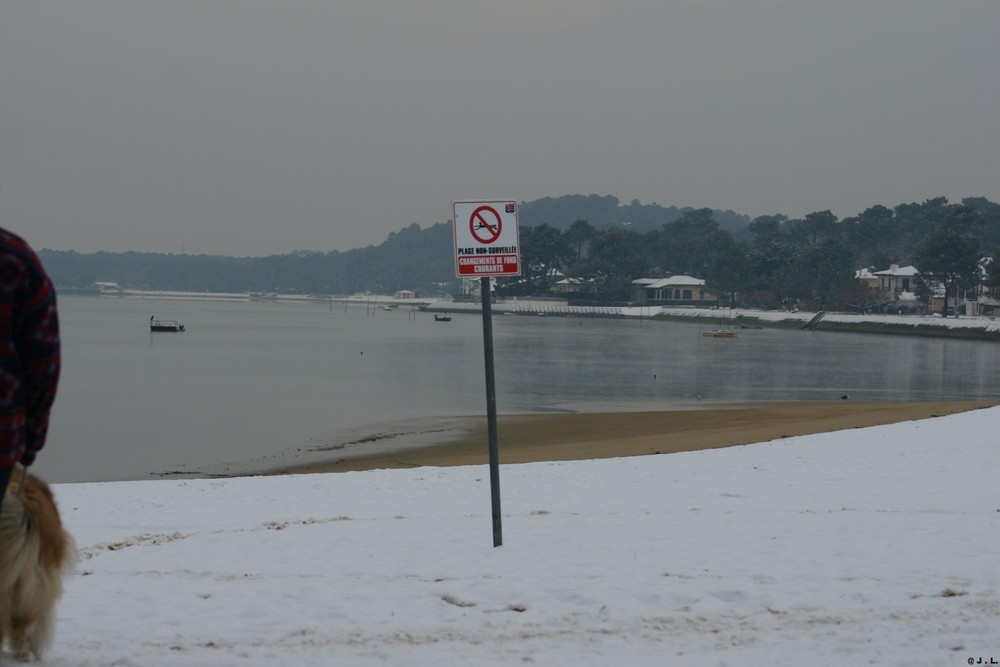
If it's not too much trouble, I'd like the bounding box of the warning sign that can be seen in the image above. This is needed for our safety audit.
[453,200,521,277]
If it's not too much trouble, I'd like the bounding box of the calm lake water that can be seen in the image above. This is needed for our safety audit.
[37,295,1000,483]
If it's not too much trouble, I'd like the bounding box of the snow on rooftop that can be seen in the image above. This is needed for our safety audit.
[646,275,706,289]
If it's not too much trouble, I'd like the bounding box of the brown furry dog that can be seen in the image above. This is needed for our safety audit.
[0,469,74,663]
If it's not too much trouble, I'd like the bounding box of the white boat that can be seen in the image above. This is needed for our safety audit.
[150,317,185,332]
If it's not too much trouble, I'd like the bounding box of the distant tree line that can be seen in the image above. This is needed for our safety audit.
[503,196,1000,315]
[41,222,458,297]
[37,194,1000,313]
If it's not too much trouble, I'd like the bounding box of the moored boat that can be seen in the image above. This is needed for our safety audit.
[150,317,186,332]
[701,328,736,338]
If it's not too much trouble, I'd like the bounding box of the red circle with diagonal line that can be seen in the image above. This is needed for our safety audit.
[470,206,502,244]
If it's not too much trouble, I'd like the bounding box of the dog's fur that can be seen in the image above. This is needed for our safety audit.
[0,469,74,663]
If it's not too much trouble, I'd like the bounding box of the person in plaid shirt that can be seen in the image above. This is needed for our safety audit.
[0,227,60,513]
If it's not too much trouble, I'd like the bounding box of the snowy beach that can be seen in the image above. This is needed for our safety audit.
[271,400,995,474]
[35,402,1000,666]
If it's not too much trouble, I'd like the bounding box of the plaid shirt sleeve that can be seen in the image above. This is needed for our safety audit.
[1,229,61,467]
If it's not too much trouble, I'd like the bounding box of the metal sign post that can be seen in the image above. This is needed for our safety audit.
[453,200,521,548]
[480,276,502,547]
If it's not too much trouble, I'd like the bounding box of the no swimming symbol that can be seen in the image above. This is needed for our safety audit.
[470,206,502,244]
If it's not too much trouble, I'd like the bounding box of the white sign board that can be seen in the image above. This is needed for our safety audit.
[453,200,521,277]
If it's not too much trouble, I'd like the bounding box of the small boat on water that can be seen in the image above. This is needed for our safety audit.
[434,314,452,322]
[150,317,186,332]
[701,328,736,338]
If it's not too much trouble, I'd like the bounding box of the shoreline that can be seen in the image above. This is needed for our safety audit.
[60,293,1000,341]
[265,400,997,476]
[422,301,1000,341]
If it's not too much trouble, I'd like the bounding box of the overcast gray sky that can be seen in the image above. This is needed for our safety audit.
[2,1,997,257]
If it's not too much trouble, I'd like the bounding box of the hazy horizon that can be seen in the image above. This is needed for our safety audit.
[3,1,998,257]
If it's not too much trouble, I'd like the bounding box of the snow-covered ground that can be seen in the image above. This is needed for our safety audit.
[33,406,1000,666]
[432,299,1000,335]
[655,305,1000,334]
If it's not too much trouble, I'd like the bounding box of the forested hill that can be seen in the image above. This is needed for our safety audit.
[518,195,751,236]
[38,195,746,296]
[40,221,457,297]
[37,194,1000,304]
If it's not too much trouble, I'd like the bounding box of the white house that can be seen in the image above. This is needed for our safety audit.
[550,278,594,295]
[874,264,919,297]
[854,268,880,291]
[640,275,716,304]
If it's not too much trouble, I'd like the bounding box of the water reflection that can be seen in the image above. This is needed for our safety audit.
[42,296,1000,482]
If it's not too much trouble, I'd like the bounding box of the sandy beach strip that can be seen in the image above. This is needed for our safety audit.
[269,400,997,475]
